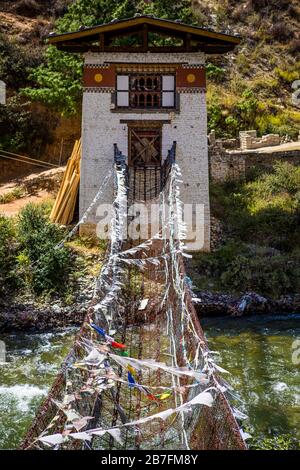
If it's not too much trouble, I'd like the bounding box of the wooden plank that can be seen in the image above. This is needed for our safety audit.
[55,173,77,224]
[61,173,80,225]
[50,139,81,224]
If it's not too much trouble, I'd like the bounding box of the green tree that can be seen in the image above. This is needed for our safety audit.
[22,0,196,115]
[0,34,42,90]
[22,47,83,116]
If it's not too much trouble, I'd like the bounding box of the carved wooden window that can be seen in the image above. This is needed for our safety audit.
[116,74,175,109]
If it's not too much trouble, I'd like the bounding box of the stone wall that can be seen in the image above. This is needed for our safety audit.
[80,51,210,251]
[244,149,300,172]
[240,130,280,150]
[209,144,246,182]
[209,146,300,182]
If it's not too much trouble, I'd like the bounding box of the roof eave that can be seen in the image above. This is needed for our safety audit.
[47,16,241,48]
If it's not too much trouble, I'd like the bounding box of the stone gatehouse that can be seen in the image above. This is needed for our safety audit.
[48,16,240,251]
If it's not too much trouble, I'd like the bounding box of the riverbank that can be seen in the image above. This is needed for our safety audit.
[0,302,86,332]
[0,289,299,333]
[0,269,95,331]
[193,291,300,318]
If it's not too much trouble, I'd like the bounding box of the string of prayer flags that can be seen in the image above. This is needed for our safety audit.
[127,371,135,387]
[38,389,215,447]
[110,352,208,383]
[146,392,160,402]
[90,322,126,350]
[156,392,172,401]
[126,367,159,402]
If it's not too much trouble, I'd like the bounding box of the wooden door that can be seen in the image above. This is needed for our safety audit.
[129,127,161,167]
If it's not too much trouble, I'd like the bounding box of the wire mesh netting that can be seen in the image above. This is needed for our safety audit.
[20,156,246,451]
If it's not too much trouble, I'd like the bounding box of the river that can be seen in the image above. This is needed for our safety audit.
[202,314,300,446]
[0,328,76,449]
[0,315,299,449]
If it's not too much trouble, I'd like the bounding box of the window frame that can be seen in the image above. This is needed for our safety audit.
[115,73,176,111]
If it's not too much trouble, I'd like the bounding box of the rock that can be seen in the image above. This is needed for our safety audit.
[210,217,226,251]
[52,304,62,314]
[193,290,300,318]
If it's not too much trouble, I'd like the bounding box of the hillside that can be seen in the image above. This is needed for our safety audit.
[0,0,299,160]
[0,0,79,163]
[193,0,300,138]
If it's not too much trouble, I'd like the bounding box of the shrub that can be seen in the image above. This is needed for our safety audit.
[52,0,73,17]
[246,426,300,450]
[210,162,300,251]
[250,0,269,8]
[287,4,300,20]
[206,63,226,83]
[0,216,18,295]
[207,89,261,138]
[275,66,300,84]
[17,203,74,295]
[270,22,294,43]
[0,187,25,204]
[289,39,300,54]
[255,162,300,197]
[250,0,290,11]
[207,100,223,135]
[194,242,300,297]
[220,251,300,297]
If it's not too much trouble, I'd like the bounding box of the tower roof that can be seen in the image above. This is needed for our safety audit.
[48,15,240,54]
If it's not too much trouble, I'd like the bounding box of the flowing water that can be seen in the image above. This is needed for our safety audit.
[0,315,299,449]
[202,314,300,443]
[0,328,76,449]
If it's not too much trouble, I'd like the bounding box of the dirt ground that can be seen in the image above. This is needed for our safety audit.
[0,10,48,37]
[0,166,65,216]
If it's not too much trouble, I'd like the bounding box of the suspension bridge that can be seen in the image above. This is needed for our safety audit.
[20,146,247,451]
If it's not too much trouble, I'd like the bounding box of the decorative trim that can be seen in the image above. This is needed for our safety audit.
[181,64,205,70]
[120,119,171,126]
[177,88,206,93]
[116,64,179,73]
[85,63,111,69]
[84,87,115,93]
[111,108,180,114]
[182,64,204,69]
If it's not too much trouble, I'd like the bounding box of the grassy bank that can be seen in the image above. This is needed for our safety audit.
[191,162,300,297]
